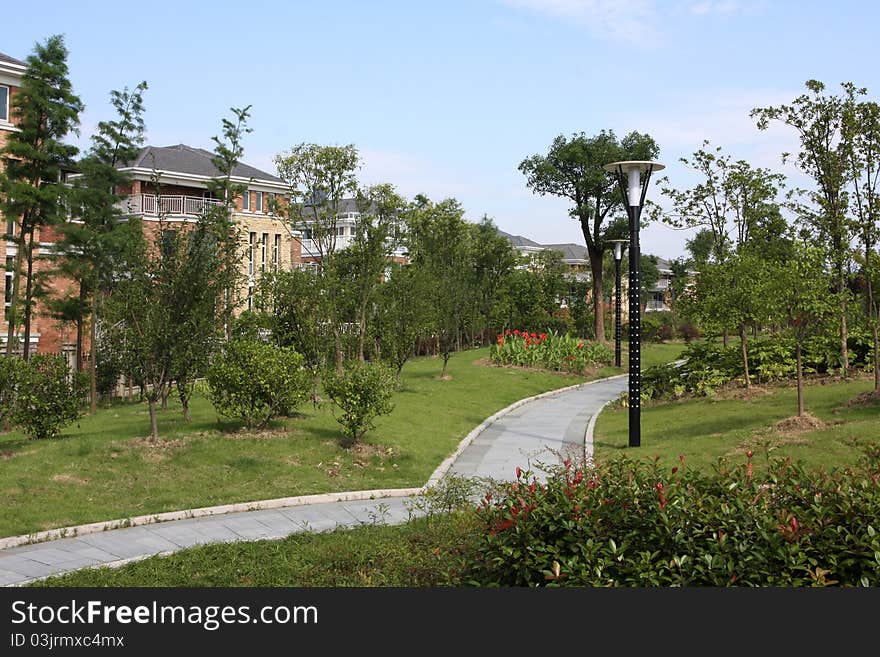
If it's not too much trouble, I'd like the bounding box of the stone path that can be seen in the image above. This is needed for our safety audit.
[0,374,627,586]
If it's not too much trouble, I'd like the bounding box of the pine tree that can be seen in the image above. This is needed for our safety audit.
[0,34,83,358]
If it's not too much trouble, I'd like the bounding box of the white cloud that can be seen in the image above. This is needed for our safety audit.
[500,0,662,47]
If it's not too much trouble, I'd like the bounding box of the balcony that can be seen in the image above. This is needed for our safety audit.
[117,194,223,218]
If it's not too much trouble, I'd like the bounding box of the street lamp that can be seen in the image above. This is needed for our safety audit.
[603,160,664,448]
[608,239,628,369]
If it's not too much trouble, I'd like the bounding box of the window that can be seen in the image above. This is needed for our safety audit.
[336,226,346,237]
[273,234,280,271]
[0,85,8,122]
[242,190,250,211]
[4,256,14,306]
[248,232,256,275]
[5,217,15,239]
[267,192,276,213]
[161,229,177,258]
[261,233,268,273]
[255,192,263,213]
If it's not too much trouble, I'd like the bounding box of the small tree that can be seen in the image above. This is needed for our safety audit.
[323,361,395,447]
[11,354,82,439]
[768,244,835,416]
[376,262,431,386]
[0,357,26,429]
[206,339,311,429]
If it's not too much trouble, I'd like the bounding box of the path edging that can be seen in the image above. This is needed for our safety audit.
[1,372,627,552]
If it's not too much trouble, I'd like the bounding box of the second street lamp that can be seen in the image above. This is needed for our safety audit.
[603,160,664,448]
[608,239,628,369]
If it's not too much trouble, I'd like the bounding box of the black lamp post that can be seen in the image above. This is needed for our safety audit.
[608,239,627,369]
[603,161,664,448]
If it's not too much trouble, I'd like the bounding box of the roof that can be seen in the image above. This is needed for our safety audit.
[496,229,542,248]
[120,144,284,184]
[544,243,588,262]
[0,51,25,67]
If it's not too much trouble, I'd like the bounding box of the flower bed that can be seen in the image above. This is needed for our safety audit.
[490,330,612,374]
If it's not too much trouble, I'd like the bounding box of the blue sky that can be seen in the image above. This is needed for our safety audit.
[6,1,879,258]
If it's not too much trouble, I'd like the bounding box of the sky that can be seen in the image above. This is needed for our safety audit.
[5,0,880,259]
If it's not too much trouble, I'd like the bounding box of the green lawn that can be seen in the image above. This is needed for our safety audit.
[2,344,679,539]
[594,374,880,472]
[31,513,476,587]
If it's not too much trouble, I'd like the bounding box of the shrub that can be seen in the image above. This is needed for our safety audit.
[641,312,675,342]
[323,361,396,447]
[0,356,26,429]
[468,449,880,587]
[206,339,310,428]
[677,322,700,342]
[10,354,82,439]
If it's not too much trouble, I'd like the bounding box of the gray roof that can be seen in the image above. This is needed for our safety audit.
[544,243,588,262]
[0,51,25,67]
[496,229,542,248]
[121,144,284,183]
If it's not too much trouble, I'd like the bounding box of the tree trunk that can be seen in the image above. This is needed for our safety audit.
[396,364,403,388]
[840,299,849,377]
[722,329,729,348]
[75,284,86,372]
[796,341,804,417]
[89,294,98,414]
[357,299,368,362]
[873,322,879,392]
[148,397,159,442]
[587,244,606,344]
[441,351,450,378]
[740,324,751,389]
[21,228,36,360]
[5,225,26,357]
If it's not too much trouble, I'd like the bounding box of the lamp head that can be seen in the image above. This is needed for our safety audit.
[603,161,665,207]
[609,239,628,261]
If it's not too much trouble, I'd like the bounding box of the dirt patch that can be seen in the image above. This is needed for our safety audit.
[51,473,90,485]
[774,413,826,434]
[716,384,775,401]
[846,389,880,407]
[0,450,15,461]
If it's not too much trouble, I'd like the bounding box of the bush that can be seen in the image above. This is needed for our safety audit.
[0,356,26,429]
[323,361,396,447]
[641,312,675,342]
[677,322,700,342]
[468,449,880,587]
[10,354,82,439]
[206,339,310,428]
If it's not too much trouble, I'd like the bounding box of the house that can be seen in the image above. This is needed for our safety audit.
[1,52,25,342]
[498,229,690,315]
[295,196,408,269]
[112,143,296,311]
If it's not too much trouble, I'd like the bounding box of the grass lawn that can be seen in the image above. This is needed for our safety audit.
[0,342,680,539]
[594,374,880,472]
[31,513,476,587]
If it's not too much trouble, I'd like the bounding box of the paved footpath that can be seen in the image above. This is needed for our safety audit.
[0,374,627,586]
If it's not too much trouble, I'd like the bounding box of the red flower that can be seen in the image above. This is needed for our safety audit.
[577,343,584,349]
[496,519,515,532]
[540,333,547,340]
[516,466,522,479]
[513,329,520,335]
[531,332,537,338]
[568,355,575,361]
[671,466,678,475]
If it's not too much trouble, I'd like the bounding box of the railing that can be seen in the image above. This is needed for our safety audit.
[117,194,223,217]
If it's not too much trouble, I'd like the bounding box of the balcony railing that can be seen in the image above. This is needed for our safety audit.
[117,194,223,217]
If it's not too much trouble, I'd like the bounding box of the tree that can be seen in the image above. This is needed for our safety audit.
[336,183,405,361]
[768,243,835,416]
[406,195,473,378]
[274,143,360,370]
[205,105,251,340]
[52,81,147,412]
[466,217,517,345]
[375,262,431,386]
[658,142,785,263]
[1,35,83,358]
[843,94,880,390]
[256,268,327,403]
[753,80,857,374]
[519,130,659,344]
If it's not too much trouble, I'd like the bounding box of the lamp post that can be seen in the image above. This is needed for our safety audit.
[608,239,627,369]
[603,161,664,448]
